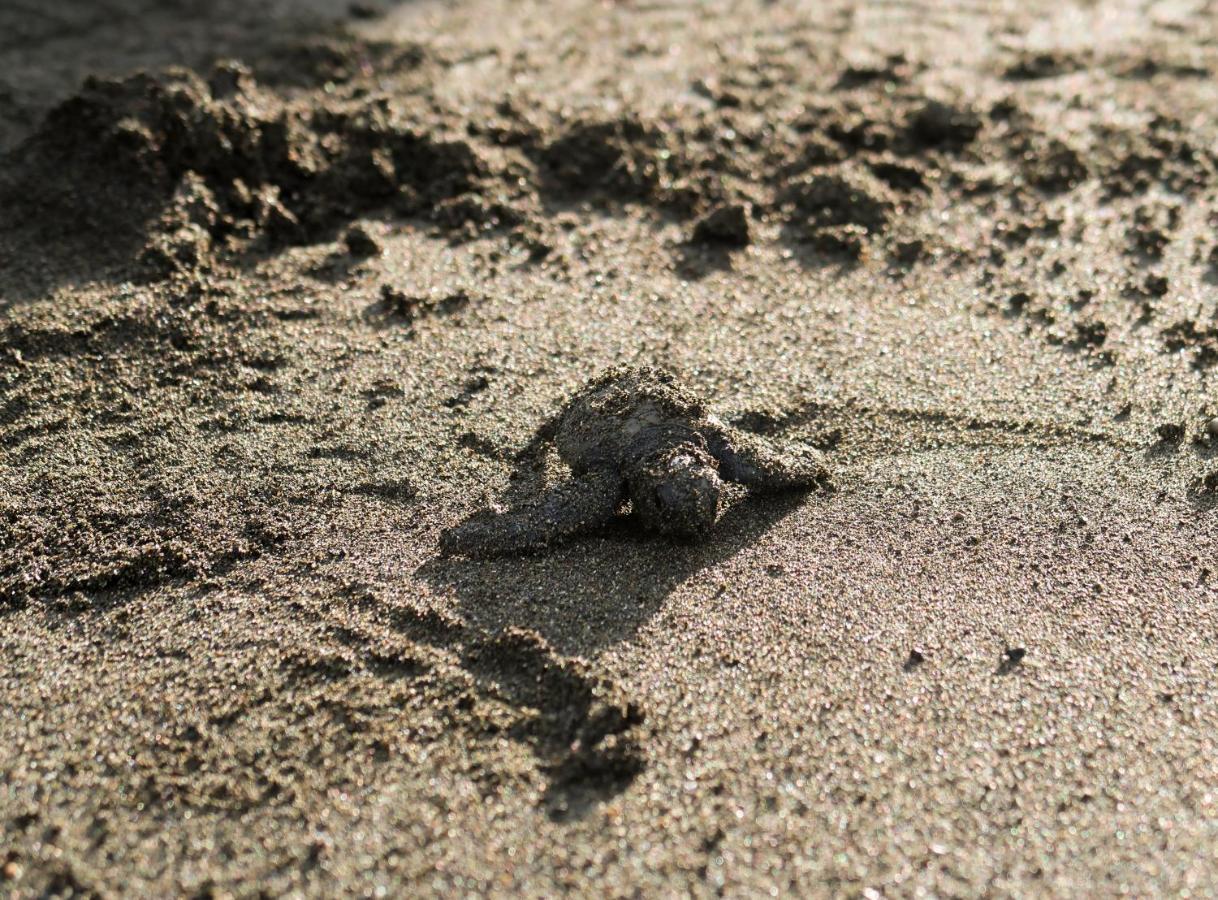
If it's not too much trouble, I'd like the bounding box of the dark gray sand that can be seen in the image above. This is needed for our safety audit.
[4,0,1218,894]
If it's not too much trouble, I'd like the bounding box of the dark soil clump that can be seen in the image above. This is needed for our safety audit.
[692,203,751,246]
[1,58,488,279]
[906,99,982,150]
[779,163,896,255]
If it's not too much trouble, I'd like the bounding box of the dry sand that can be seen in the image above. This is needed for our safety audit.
[3,0,1218,895]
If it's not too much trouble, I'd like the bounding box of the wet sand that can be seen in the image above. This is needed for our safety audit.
[3,0,1218,894]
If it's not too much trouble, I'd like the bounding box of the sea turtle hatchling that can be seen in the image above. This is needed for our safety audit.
[440,366,831,557]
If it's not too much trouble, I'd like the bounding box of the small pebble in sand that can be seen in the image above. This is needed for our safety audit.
[1008,291,1032,313]
[1003,647,1027,666]
[1156,422,1186,445]
[344,225,382,258]
[1196,471,1218,495]
[1143,274,1170,297]
[904,648,926,670]
[1206,418,1218,441]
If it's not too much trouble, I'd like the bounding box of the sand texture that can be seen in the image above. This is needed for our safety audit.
[4,0,1218,895]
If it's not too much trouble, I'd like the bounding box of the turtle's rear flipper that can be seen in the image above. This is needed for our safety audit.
[440,471,623,558]
[704,423,830,493]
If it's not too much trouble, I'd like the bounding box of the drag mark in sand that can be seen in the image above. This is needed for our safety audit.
[730,396,1137,456]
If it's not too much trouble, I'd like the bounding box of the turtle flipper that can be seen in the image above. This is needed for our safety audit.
[440,471,623,558]
[704,421,830,492]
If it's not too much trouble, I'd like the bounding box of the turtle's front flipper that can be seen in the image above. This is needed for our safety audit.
[513,409,564,463]
[440,471,623,558]
[704,421,830,492]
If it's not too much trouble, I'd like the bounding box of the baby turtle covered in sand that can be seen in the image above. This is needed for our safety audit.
[441,366,831,557]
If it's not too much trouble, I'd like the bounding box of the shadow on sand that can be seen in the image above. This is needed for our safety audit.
[417,489,810,658]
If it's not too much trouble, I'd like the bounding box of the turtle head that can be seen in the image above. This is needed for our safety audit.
[628,442,722,538]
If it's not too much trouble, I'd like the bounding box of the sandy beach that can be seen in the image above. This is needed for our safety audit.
[3,0,1218,894]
